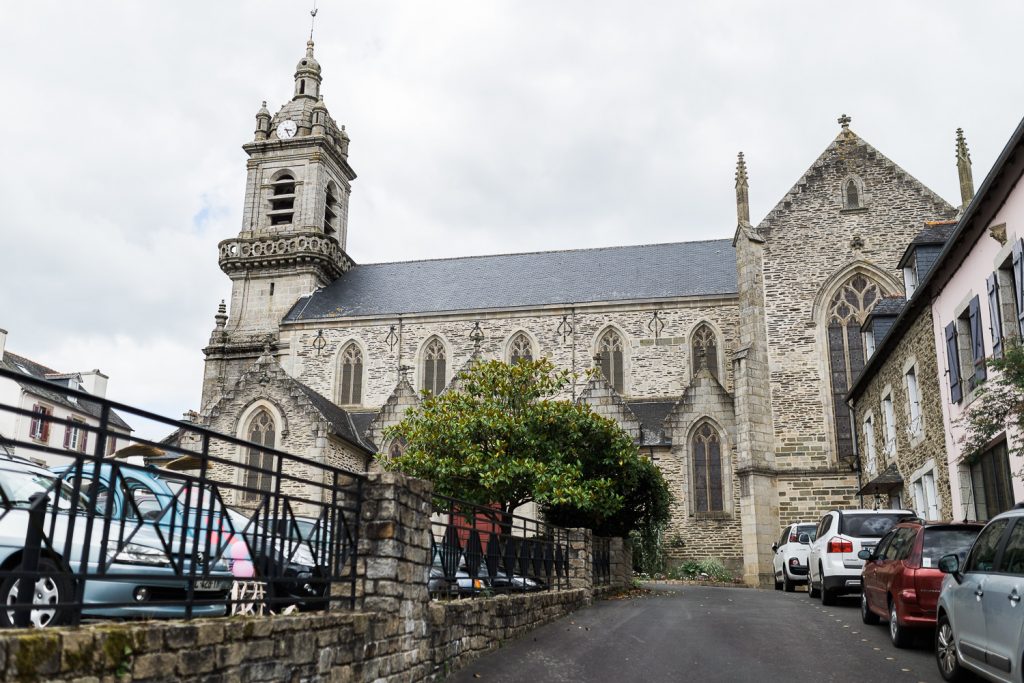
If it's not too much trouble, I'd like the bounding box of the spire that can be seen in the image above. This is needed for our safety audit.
[735,152,750,226]
[956,127,974,208]
[254,101,271,141]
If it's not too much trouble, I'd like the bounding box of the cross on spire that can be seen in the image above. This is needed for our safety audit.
[309,0,319,40]
[838,114,852,129]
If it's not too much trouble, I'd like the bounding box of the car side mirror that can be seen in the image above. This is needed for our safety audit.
[771,543,778,552]
[798,533,811,545]
[856,549,872,561]
[938,553,962,583]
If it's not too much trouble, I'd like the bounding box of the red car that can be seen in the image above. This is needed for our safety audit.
[858,520,983,648]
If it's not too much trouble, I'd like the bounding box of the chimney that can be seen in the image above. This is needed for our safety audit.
[0,328,6,359]
[79,370,109,398]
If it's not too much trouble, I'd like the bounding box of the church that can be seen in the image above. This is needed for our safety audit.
[195,39,959,585]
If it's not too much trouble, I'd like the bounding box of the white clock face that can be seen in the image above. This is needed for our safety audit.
[277,119,297,139]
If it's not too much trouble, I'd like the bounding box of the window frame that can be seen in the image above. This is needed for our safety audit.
[690,421,726,516]
[903,362,924,442]
[597,328,627,394]
[64,417,87,453]
[421,337,448,396]
[337,341,364,405]
[862,413,877,475]
[28,404,52,443]
[880,390,897,461]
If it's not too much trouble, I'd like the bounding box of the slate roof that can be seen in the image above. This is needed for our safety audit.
[869,296,907,317]
[910,221,958,245]
[0,352,132,432]
[855,463,904,496]
[285,240,737,321]
[625,399,676,447]
[347,411,377,447]
[290,380,376,453]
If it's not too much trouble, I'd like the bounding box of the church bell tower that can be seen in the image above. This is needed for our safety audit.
[202,38,356,408]
[216,39,356,337]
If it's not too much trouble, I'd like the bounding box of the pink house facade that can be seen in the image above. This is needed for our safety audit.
[931,117,1024,521]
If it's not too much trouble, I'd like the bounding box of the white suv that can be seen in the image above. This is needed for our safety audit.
[808,508,912,605]
[772,522,817,592]
[935,504,1024,682]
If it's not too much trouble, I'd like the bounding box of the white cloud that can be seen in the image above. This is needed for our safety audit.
[1,0,1022,433]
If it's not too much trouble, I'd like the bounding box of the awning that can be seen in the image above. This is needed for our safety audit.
[856,463,904,496]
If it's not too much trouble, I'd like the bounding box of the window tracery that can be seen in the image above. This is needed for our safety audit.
[691,324,720,380]
[509,333,533,364]
[243,409,276,502]
[338,342,362,405]
[597,329,625,393]
[423,338,447,395]
[692,422,724,513]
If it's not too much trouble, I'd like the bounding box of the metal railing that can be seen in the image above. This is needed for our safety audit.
[592,536,611,586]
[0,366,365,627]
[429,496,570,598]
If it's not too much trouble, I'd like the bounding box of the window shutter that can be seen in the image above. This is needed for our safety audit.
[63,423,71,449]
[988,273,1003,358]
[1014,238,1024,337]
[945,321,962,403]
[969,295,987,383]
[40,409,50,442]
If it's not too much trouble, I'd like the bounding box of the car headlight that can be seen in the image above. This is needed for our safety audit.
[111,543,171,567]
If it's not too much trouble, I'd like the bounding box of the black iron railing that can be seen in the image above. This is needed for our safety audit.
[429,496,570,598]
[0,366,365,627]
[593,536,611,586]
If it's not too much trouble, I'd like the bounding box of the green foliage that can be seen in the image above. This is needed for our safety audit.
[959,338,1024,469]
[666,558,734,583]
[382,358,657,525]
[629,523,667,575]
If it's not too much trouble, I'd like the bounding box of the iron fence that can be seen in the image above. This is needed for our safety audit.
[0,366,365,628]
[429,496,571,598]
[593,536,611,586]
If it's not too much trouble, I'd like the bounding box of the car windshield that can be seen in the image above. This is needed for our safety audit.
[922,528,982,567]
[840,513,906,538]
[0,467,87,511]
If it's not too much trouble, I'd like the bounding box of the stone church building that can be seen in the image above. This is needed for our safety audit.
[195,40,957,585]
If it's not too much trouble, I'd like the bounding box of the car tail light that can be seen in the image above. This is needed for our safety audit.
[788,558,800,567]
[827,537,853,553]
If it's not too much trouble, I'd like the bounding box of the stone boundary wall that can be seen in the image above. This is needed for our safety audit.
[0,473,631,683]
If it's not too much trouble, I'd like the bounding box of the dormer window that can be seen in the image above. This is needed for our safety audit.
[269,172,296,226]
[324,182,339,237]
[903,261,919,298]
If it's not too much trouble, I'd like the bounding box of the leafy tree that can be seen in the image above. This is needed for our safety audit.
[381,358,669,535]
[960,337,1024,468]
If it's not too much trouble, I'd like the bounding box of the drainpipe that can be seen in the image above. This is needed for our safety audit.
[847,397,864,508]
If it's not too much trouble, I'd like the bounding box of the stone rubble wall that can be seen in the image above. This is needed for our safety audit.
[0,473,630,683]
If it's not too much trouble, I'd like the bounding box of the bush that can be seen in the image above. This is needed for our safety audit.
[630,523,666,576]
[666,558,734,583]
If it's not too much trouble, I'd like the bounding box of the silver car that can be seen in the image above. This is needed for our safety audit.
[936,504,1024,682]
[0,457,232,627]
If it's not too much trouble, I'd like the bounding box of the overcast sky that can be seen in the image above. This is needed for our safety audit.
[1,1,1022,434]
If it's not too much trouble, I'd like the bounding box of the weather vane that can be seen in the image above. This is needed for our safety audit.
[309,0,319,40]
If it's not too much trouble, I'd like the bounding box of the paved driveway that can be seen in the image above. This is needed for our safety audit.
[447,583,948,682]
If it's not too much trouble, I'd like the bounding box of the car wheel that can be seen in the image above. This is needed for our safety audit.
[783,570,795,593]
[820,584,836,605]
[889,600,910,648]
[774,570,782,591]
[0,558,72,628]
[936,613,964,681]
[808,574,820,598]
[860,592,880,625]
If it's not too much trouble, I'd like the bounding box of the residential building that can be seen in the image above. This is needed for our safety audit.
[0,329,132,466]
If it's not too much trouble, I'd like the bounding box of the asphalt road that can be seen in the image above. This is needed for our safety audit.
[447,583,952,683]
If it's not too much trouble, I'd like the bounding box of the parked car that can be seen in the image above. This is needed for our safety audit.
[0,456,232,627]
[935,504,1024,682]
[772,522,817,592]
[428,545,488,598]
[54,463,329,611]
[808,508,913,605]
[858,519,983,647]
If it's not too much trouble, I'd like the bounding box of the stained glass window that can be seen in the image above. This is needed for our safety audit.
[338,343,363,405]
[243,409,276,503]
[598,330,625,394]
[423,338,447,395]
[692,423,723,513]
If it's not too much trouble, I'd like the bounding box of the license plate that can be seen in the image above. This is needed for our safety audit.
[194,579,226,592]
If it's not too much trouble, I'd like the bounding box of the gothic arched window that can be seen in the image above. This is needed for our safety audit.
[598,329,626,394]
[509,333,533,364]
[827,274,882,463]
[324,182,339,238]
[846,180,860,209]
[692,422,724,513]
[269,172,296,225]
[243,409,276,503]
[338,343,363,405]
[691,324,720,381]
[423,338,447,395]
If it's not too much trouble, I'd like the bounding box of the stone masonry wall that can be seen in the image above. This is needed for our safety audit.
[282,297,739,410]
[852,306,952,518]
